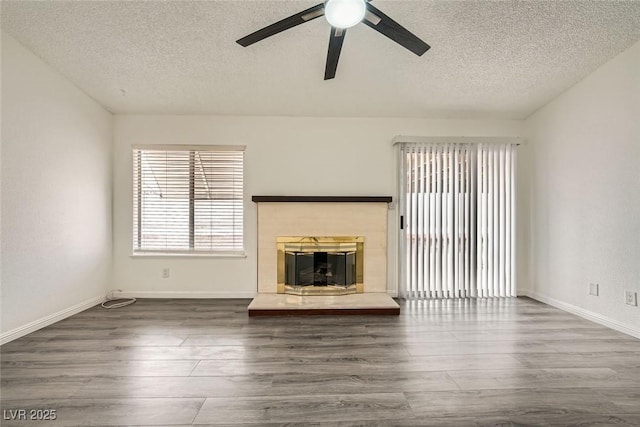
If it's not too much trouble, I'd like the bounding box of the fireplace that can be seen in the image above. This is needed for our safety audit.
[277,236,364,295]
[254,198,389,294]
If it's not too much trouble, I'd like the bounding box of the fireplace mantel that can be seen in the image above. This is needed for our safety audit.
[252,196,392,203]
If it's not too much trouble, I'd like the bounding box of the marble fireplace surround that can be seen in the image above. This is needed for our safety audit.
[253,196,392,294]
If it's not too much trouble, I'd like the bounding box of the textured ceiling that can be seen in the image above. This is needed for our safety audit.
[2,0,640,119]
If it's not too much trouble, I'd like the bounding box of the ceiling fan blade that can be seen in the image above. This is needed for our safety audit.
[362,3,430,56]
[324,27,347,80]
[236,3,325,47]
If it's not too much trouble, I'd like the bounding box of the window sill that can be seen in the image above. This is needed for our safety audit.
[130,252,247,259]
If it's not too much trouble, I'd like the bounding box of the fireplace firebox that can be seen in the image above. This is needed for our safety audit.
[277,237,364,295]
[286,251,356,287]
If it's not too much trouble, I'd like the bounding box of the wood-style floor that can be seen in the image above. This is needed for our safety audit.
[1,297,639,426]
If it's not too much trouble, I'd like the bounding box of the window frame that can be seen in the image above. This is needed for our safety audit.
[131,144,246,258]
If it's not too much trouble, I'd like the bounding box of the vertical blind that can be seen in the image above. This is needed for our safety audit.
[133,145,244,254]
[400,142,516,298]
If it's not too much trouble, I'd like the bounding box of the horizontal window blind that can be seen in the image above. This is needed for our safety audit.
[133,146,244,254]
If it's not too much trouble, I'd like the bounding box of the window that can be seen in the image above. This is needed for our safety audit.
[133,145,244,255]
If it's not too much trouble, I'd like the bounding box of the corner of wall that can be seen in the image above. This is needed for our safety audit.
[1,32,113,343]
[523,40,640,336]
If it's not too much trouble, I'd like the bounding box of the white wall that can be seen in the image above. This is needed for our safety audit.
[113,115,524,298]
[525,40,640,336]
[1,33,113,341]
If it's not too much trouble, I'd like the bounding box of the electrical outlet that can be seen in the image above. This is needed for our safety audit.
[625,290,637,306]
[162,268,170,279]
[589,283,599,296]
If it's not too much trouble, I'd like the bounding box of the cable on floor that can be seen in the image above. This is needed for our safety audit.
[101,289,136,309]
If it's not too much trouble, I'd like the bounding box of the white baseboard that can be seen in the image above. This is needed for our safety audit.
[523,291,640,339]
[114,290,257,299]
[0,294,105,345]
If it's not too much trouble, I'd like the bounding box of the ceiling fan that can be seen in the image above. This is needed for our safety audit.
[236,0,430,80]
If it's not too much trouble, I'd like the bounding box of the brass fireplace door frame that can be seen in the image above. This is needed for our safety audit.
[276,236,364,295]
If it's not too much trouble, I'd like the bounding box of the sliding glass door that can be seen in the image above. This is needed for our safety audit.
[398,141,517,299]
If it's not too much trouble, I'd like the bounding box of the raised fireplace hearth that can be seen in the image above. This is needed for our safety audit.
[277,236,363,296]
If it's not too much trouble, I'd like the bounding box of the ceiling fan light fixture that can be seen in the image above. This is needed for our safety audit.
[236,1,430,80]
[324,0,367,29]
